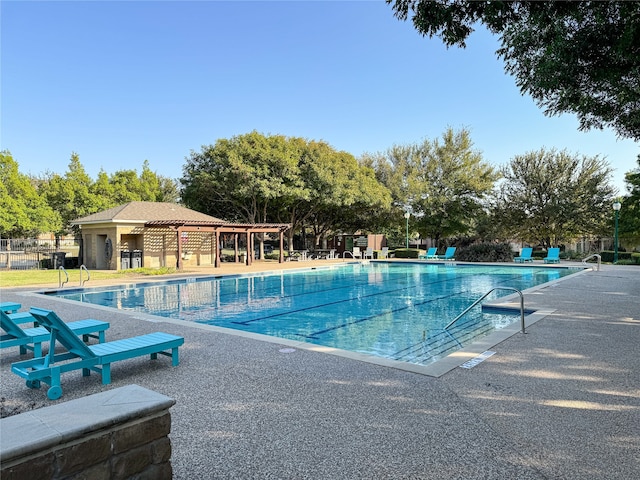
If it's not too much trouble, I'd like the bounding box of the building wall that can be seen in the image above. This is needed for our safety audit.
[80,225,119,270]
[80,224,216,270]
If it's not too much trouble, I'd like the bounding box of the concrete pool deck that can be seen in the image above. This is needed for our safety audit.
[1,261,638,479]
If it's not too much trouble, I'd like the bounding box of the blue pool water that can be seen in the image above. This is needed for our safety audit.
[45,262,580,366]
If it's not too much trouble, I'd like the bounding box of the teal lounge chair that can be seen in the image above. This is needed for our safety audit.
[11,308,184,400]
[543,248,561,264]
[1,302,22,314]
[437,247,456,261]
[419,247,438,260]
[514,247,533,263]
[1,310,108,357]
[1,302,38,325]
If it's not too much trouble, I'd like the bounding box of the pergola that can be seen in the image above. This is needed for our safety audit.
[145,220,291,269]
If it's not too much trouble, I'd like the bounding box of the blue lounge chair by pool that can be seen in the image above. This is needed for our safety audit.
[11,308,184,400]
[1,302,37,325]
[514,247,533,263]
[543,248,561,264]
[419,247,438,260]
[437,247,456,261]
[1,310,108,357]
[1,302,22,313]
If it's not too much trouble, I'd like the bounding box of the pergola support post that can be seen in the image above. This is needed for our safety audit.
[279,232,284,263]
[176,228,184,270]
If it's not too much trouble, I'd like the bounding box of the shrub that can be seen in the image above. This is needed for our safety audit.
[615,259,636,265]
[456,243,513,262]
[393,248,421,259]
[600,251,634,263]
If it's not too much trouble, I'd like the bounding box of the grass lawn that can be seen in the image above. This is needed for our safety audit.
[0,267,177,288]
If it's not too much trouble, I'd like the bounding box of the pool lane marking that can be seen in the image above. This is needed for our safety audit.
[227,270,474,326]
[229,267,525,329]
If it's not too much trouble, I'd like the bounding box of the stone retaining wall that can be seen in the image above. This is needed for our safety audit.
[0,385,175,479]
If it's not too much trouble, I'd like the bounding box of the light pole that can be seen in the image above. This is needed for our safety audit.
[613,201,621,263]
[404,212,410,249]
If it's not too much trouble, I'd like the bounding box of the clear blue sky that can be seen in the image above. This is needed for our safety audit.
[2,1,638,195]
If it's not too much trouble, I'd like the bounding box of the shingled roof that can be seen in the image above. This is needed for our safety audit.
[72,202,225,225]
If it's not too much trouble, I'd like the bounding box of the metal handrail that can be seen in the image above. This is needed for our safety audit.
[445,287,526,334]
[58,266,69,288]
[581,253,601,271]
[80,264,90,286]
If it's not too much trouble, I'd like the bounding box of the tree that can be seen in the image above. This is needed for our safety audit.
[492,148,616,248]
[182,131,308,224]
[182,132,392,251]
[90,170,116,211]
[370,128,499,245]
[296,142,392,248]
[0,151,61,238]
[39,153,99,240]
[619,155,640,241]
[388,1,640,140]
[90,161,180,208]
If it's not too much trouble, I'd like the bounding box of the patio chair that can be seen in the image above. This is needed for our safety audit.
[1,302,37,325]
[1,302,22,314]
[2,310,108,357]
[437,247,456,261]
[514,247,533,263]
[379,247,389,259]
[11,307,184,400]
[363,247,374,259]
[543,248,561,264]
[352,247,361,259]
[419,247,438,260]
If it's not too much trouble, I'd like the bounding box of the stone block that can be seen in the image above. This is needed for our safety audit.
[151,437,172,464]
[65,461,112,480]
[111,444,153,479]
[112,413,171,454]
[55,434,111,476]
[0,452,55,480]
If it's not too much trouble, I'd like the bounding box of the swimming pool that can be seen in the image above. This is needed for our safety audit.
[44,262,581,366]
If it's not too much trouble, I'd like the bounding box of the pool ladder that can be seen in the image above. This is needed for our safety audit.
[444,287,526,334]
[80,265,90,286]
[58,266,69,288]
[581,254,601,271]
[57,265,91,288]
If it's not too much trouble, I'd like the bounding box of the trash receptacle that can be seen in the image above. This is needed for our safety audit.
[131,250,142,268]
[50,252,67,269]
[121,250,131,269]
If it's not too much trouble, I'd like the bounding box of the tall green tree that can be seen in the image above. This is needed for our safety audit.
[619,155,640,242]
[90,161,180,207]
[492,148,616,248]
[181,132,392,251]
[295,141,392,248]
[388,1,640,140]
[181,131,308,223]
[108,169,141,204]
[90,170,116,211]
[0,151,61,237]
[371,128,498,245]
[38,153,98,238]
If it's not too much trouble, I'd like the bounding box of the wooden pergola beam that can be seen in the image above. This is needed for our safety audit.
[148,220,291,270]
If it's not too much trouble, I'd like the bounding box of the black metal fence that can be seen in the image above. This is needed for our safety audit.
[0,238,79,270]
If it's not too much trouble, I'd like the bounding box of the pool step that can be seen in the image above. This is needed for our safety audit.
[393,311,513,365]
